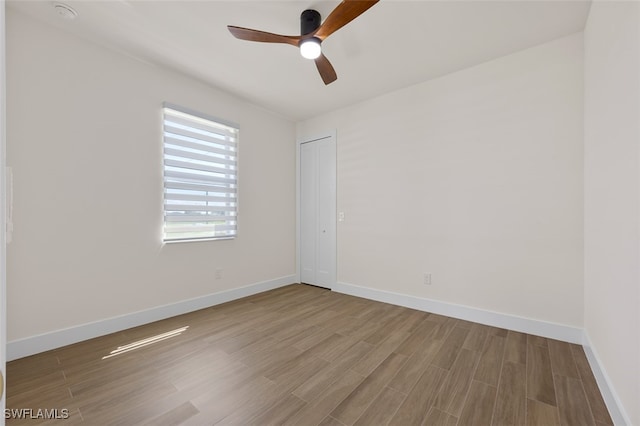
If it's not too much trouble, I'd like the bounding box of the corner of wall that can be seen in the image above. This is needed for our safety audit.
[582,332,633,426]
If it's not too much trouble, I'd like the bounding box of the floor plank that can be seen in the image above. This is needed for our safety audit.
[293,340,373,402]
[433,348,480,417]
[570,345,613,425]
[554,375,596,426]
[526,399,560,426]
[142,401,199,426]
[243,393,307,426]
[474,335,506,387]
[387,320,452,394]
[423,407,458,426]
[431,326,470,370]
[504,331,527,365]
[284,370,365,426]
[548,339,579,379]
[492,361,526,426]
[526,343,556,406]
[353,386,406,426]
[458,380,498,426]
[330,352,407,425]
[463,323,492,352]
[527,335,548,347]
[389,365,448,425]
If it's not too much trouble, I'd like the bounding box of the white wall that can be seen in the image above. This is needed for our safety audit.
[584,2,640,425]
[0,0,6,422]
[298,33,584,328]
[6,9,296,343]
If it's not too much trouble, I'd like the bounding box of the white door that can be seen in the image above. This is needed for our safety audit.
[300,135,336,289]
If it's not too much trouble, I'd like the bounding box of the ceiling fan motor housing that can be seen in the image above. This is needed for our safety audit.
[301,10,321,35]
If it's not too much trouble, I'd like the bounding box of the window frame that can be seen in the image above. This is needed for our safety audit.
[162,102,239,243]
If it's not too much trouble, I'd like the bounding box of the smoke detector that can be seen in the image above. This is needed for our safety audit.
[53,3,78,20]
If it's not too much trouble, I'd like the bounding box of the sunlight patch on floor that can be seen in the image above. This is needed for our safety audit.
[102,326,189,360]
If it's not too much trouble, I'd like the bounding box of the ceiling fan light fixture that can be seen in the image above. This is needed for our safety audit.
[300,38,321,60]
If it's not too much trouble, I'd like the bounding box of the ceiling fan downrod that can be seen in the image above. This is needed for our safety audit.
[300,9,321,35]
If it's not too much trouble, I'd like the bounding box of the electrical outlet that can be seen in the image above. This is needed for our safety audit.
[215,269,223,280]
[424,273,432,285]
[338,212,345,222]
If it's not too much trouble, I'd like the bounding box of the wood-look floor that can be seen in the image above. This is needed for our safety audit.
[7,284,612,425]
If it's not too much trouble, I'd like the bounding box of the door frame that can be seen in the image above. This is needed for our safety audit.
[296,130,337,289]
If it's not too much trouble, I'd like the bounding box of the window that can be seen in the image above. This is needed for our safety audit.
[162,104,238,242]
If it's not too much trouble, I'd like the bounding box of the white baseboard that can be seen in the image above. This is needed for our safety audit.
[333,281,584,344]
[7,275,295,361]
[582,332,632,426]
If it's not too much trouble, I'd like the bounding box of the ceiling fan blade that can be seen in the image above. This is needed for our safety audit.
[314,0,379,41]
[315,53,338,85]
[227,26,301,47]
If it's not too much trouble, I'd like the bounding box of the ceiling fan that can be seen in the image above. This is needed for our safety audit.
[227,0,379,85]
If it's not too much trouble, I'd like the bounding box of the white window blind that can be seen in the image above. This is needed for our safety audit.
[163,105,238,242]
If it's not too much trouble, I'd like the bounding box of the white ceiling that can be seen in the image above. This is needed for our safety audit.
[8,0,591,121]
